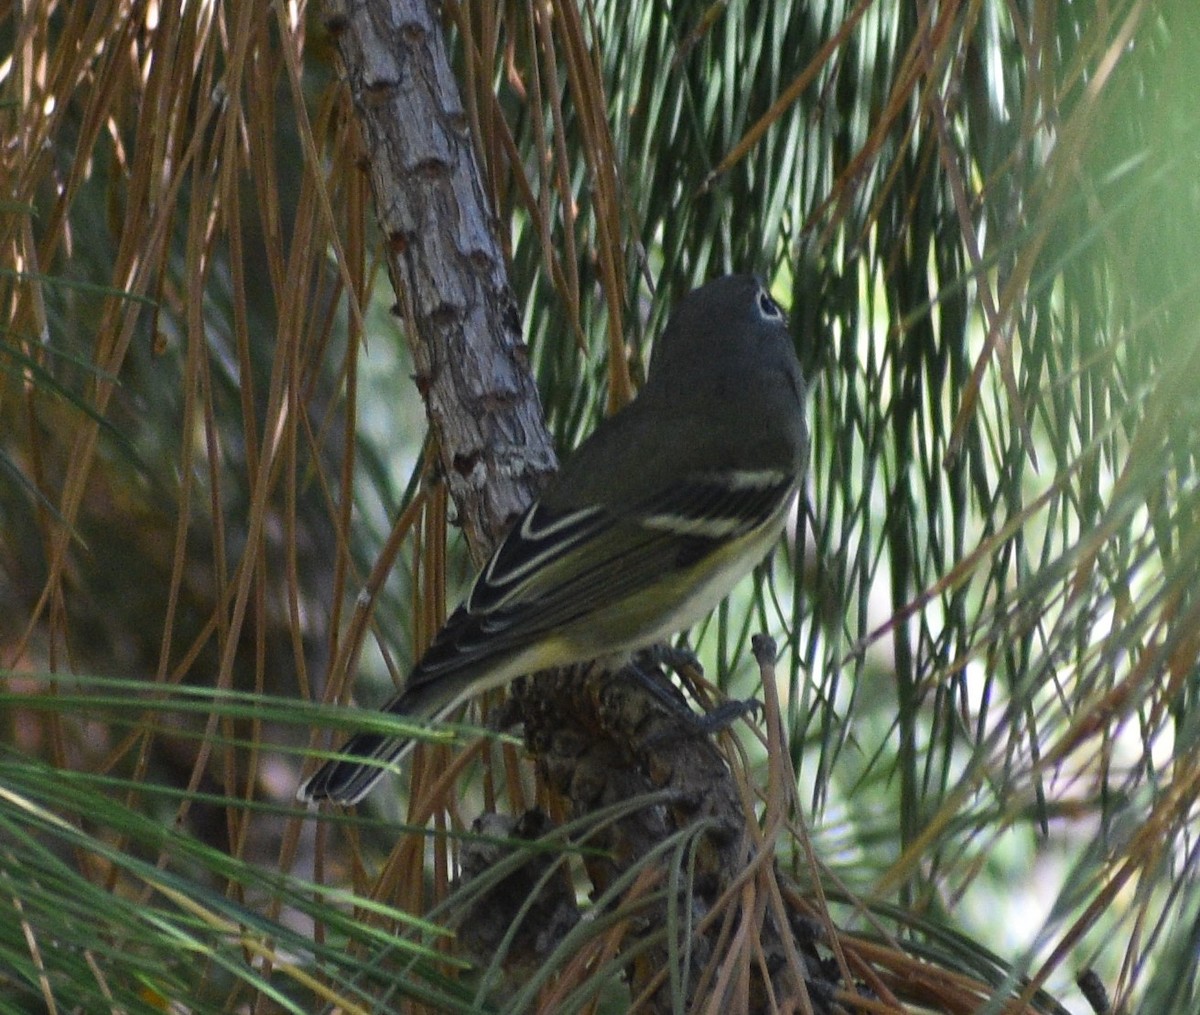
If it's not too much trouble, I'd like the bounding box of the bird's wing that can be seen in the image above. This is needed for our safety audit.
[402,467,798,692]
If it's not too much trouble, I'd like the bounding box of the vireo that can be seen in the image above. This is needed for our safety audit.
[298,273,809,804]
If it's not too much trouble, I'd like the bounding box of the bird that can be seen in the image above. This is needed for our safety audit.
[298,273,809,804]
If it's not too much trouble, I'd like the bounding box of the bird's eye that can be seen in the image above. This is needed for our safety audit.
[757,288,784,321]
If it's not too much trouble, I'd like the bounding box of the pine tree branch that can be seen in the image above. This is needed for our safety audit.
[323,0,557,561]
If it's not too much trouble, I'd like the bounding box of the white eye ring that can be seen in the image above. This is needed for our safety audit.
[757,288,784,320]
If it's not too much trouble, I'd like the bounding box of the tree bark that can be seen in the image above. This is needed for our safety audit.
[323,0,557,562]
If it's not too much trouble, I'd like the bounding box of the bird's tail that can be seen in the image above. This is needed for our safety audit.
[296,676,473,806]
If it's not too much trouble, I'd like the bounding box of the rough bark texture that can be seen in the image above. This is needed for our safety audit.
[502,653,838,1013]
[508,661,747,1008]
[323,0,557,561]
